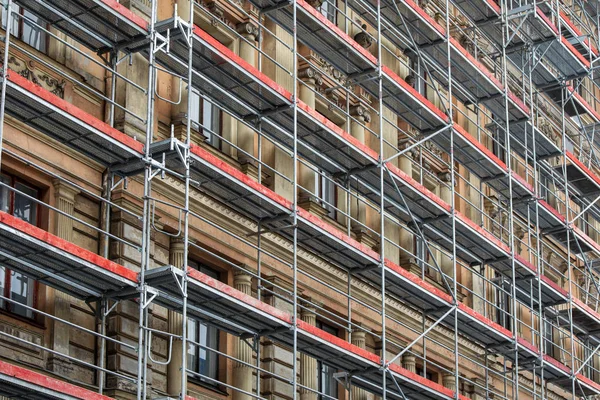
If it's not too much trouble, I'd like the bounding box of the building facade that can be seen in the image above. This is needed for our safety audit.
[0,0,600,399]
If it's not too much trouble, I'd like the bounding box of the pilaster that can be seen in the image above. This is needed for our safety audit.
[233,268,255,400]
[237,21,260,175]
[167,237,186,397]
[299,300,318,400]
[350,329,367,400]
[401,354,416,373]
[47,180,80,376]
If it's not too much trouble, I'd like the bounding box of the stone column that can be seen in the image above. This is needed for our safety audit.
[468,378,487,400]
[349,105,371,229]
[399,144,415,265]
[468,172,481,225]
[401,354,416,373]
[437,172,454,279]
[237,21,260,178]
[351,330,367,400]
[233,269,254,400]
[47,180,80,375]
[262,276,297,399]
[298,68,321,201]
[300,302,317,400]
[442,372,456,392]
[167,237,186,396]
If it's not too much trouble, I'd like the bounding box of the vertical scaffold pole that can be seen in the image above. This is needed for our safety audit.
[0,0,13,171]
[292,0,299,398]
[179,0,195,397]
[501,0,520,398]
[137,0,158,397]
[376,0,387,396]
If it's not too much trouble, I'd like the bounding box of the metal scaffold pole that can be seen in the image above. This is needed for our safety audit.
[501,0,520,398]
[137,0,158,397]
[0,0,12,171]
[292,0,299,399]
[376,0,387,397]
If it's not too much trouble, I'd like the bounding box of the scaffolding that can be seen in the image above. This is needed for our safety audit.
[2,0,600,399]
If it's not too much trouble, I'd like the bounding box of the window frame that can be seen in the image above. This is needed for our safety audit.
[186,261,222,389]
[0,172,40,321]
[318,0,337,24]
[493,272,511,331]
[2,4,48,53]
[190,91,223,151]
[316,170,336,219]
[316,320,339,400]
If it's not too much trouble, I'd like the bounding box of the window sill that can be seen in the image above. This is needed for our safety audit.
[187,376,229,397]
[0,308,45,329]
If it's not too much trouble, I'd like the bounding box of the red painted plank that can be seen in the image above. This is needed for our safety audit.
[297,0,379,65]
[566,151,600,188]
[298,320,381,364]
[517,336,540,355]
[189,268,472,399]
[569,88,600,122]
[538,200,567,223]
[387,362,465,399]
[455,210,511,255]
[536,7,559,36]
[572,296,600,325]
[99,0,149,30]
[385,162,452,213]
[457,302,512,338]
[561,37,591,68]
[511,171,535,194]
[382,65,450,124]
[577,373,600,394]
[453,123,508,171]
[384,259,454,304]
[543,354,572,375]
[187,267,292,323]
[399,0,446,37]
[189,144,381,262]
[559,11,599,56]
[192,26,293,103]
[573,225,600,254]
[0,359,114,400]
[296,101,379,161]
[0,211,138,282]
[6,70,145,154]
[485,0,501,14]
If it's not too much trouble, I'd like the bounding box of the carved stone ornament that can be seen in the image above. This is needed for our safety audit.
[405,74,416,88]
[354,25,373,49]
[38,74,65,98]
[0,51,65,98]
[316,55,347,86]
[306,0,324,9]
[236,21,259,39]
[349,104,371,123]
[207,1,226,27]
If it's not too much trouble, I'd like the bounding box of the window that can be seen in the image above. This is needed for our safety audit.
[190,91,222,150]
[494,272,511,330]
[187,262,220,385]
[543,318,555,359]
[316,321,338,399]
[415,237,436,279]
[0,173,39,319]
[318,0,337,24]
[318,171,336,218]
[491,125,506,162]
[408,56,425,96]
[416,365,434,381]
[2,4,47,52]
[565,136,575,153]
